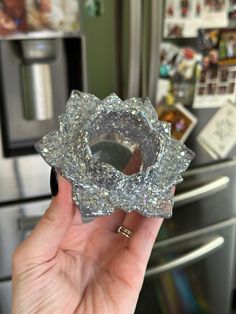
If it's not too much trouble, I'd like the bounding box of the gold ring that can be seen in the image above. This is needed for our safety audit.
[117,225,133,238]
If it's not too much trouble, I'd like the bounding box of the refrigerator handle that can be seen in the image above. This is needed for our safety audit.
[19,215,94,233]
[19,216,41,232]
[145,236,224,277]
[127,0,142,98]
[174,176,230,207]
[18,176,230,231]
[148,0,163,104]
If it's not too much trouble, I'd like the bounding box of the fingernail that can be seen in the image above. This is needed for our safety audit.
[50,167,58,197]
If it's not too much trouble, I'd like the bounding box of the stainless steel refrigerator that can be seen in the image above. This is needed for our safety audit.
[0,0,235,313]
[81,1,236,313]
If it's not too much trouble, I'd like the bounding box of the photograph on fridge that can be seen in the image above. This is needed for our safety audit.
[164,0,202,38]
[201,0,228,28]
[228,0,236,24]
[164,0,228,38]
[26,0,80,33]
[0,0,80,37]
[157,103,198,142]
[194,28,236,108]
[0,0,27,36]
[203,0,225,13]
[218,29,236,64]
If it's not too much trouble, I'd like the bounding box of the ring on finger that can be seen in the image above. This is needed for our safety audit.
[117,225,133,239]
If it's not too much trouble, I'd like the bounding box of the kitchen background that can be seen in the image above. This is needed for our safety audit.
[0,0,236,313]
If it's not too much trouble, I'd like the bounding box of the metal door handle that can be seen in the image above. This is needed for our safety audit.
[128,0,142,97]
[19,215,93,232]
[183,156,236,177]
[145,236,224,277]
[148,0,163,104]
[174,176,230,207]
[19,216,41,232]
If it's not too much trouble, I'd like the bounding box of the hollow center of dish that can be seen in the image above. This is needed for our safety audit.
[91,140,134,172]
[87,111,160,173]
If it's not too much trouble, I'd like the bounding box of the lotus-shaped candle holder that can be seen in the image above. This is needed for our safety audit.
[35,91,194,218]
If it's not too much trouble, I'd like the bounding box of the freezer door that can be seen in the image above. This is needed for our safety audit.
[0,281,11,314]
[158,158,236,241]
[81,0,143,99]
[80,0,163,102]
[0,199,50,278]
[135,218,236,314]
[141,0,163,103]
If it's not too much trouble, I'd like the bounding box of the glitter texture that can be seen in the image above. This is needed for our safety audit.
[35,91,195,218]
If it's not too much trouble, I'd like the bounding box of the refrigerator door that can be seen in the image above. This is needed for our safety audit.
[80,0,118,98]
[81,0,142,99]
[80,0,163,101]
[159,158,236,240]
[0,281,11,314]
[135,218,236,314]
[141,0,163,104]
[0,199,50,279]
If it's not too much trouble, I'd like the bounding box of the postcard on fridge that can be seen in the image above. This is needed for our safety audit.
[198,101,236,158]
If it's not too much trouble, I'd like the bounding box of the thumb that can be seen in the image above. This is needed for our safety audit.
[16,171,76,262]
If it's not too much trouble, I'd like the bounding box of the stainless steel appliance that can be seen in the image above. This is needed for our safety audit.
[0,11,86,314]
[0,35,86,157]
[0,199,50,314]
[137,218,236,314]
[81,0,236,313]
[1,0,236,313]
[136,159,236,313]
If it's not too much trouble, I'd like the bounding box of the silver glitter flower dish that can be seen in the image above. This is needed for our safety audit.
[35,91,194,218]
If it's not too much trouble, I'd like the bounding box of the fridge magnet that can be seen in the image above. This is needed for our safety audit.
[194,28,236,108]
[156,79,176,107]
[26,0,80,33]
[84,0,104,17]
[198,101,236,159]
[159,43,200,80]
[159,43,201,106]
[198,29,220,52]
[218,29,236,65]
[160,42,180,78]
[0,0,80,36]
[157,75,196,107]
[172,77,197,106]
[157,103,198,142]
[35,91,194,218]
[156,79,172,104]
[198,28,236,66]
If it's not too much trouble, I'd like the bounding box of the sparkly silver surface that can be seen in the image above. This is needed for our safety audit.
[35,91,195,218]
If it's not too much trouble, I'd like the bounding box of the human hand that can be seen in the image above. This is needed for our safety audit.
[12,150,164,314]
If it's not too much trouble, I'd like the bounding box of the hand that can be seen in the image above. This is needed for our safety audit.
[12,150,164,314]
